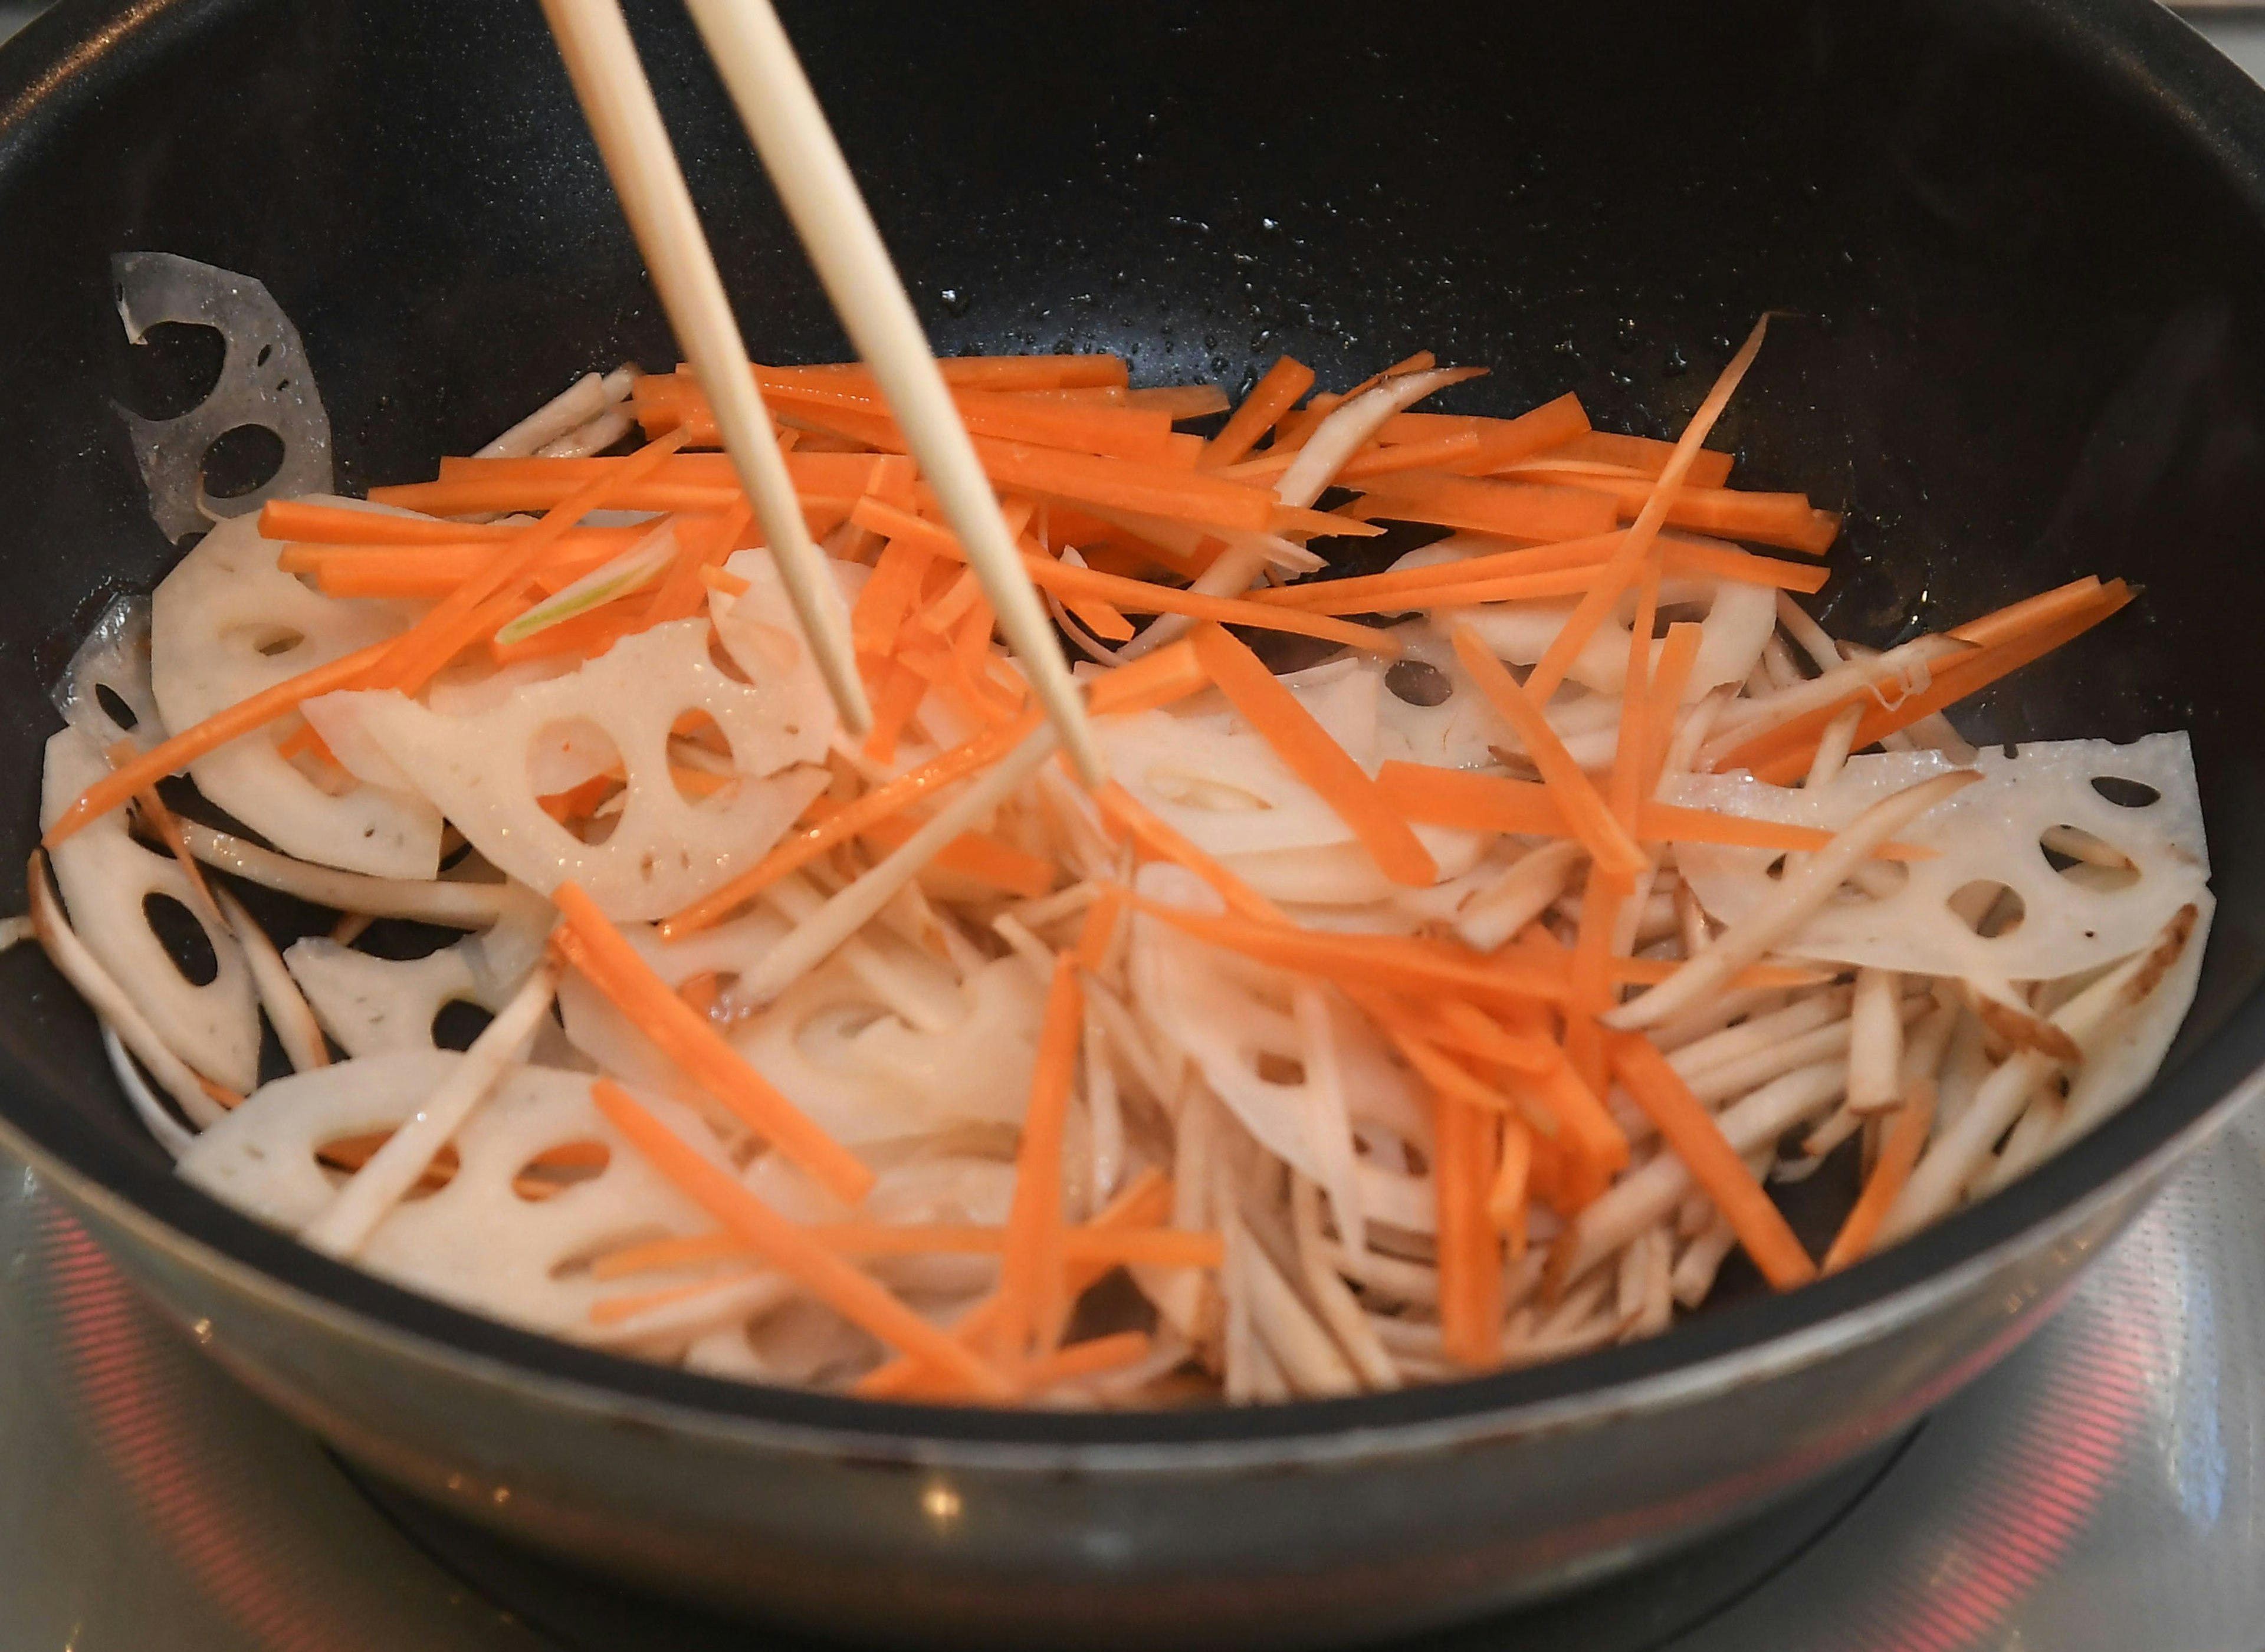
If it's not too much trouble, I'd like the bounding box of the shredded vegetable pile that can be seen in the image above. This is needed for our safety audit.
[12,323,2210,1405]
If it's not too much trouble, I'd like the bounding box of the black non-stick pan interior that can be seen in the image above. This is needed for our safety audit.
[4,0,2265,1446]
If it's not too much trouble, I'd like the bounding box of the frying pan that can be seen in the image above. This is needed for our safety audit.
[3,0,2264,1645]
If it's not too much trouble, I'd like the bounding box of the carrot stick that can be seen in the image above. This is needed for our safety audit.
[661,713,1045,935]
[1643,622,1705,792]
[370,429,690,694]
[1033,557,1390,652]
[1373,760,1932,860]
[846,498,1391,652]
[1084,636,1207,716]
[260,499,527,544]
[1192,623,1436,887]
[994,958,1085,1358]
[1729,581,2132,784]
[1350,471,1619,543]
[1447,624,1646,879]
[44,638,396,848]
[1335,429,1484,479]
[1202,356,1316,467]
[1253,542,1826,615]
[1525,317,1771,706]
[1094,785,1286,922]
[1432,1089,1501,1368]
[861,656,927,765]
[553,885,873,1203]
[1535,431,1735,487]
[1134,898,1568,1007]
[1247,531,1626,609]
[1503,472,1838,554]
[973,437,1278,531]
[1609,1032,1817,1289]
[1944,574,2109,649]
[1610,567,1660,833]
[1490,1114,1533,1257]
[590,1080,1011,1396]
[1821,1079,1938,1273]
[851,533,934,658]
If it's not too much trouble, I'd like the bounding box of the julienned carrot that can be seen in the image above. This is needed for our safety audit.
[993,958,1085,1359]
[1432,1088,1501,1368]
[1822,1079,1938,1273]
[1535,431,1736,488]
[637,367,1175,461]
[1609,1033,1817,1289]
[661,713,1045,934]
[1351,471,1619,543]
[851,533,935,659]
[1035,556,1393,652]
[552,885,873,1204]
[845,497,1392,653]
[1525,318,1772,707]
[590,1080,1013,1398]
[1349,390,1585,462]
[1202,356,1316,467]
[1248,532,1627,609]
[1373,760,1931,861]
[1191,623,1437,888]
[1944,575,2109,651]
[368,429,691,695]
[260,499,525,544]
[1491,1114,1534,1256]
[1335,429,1485,481]
[1135,898,1571,1007]
[970,437,1277,531]
[1725,580,2133,784]
[861,656,927,764]
[1644,622,1705,792]
[1610,568,1661,833]
[1249,538,1827,615]
[44,638,396,848]
[1447,625,1647,880]
[1084,636,1207,716]
[1499,472,1839,555]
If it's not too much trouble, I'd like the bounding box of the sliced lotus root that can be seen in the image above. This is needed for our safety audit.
[180,1050,717,1337]
[1670,734,2209,981]
[282,937,500,1059]
[150,509,442,878]
[324,619,830,921]
[40,726,258,1091]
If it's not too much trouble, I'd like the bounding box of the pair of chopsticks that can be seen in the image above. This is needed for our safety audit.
[539,0,1104,784]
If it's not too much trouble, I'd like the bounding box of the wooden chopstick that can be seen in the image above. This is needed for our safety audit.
[539,0,872,735]
[681,0,1105,786]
